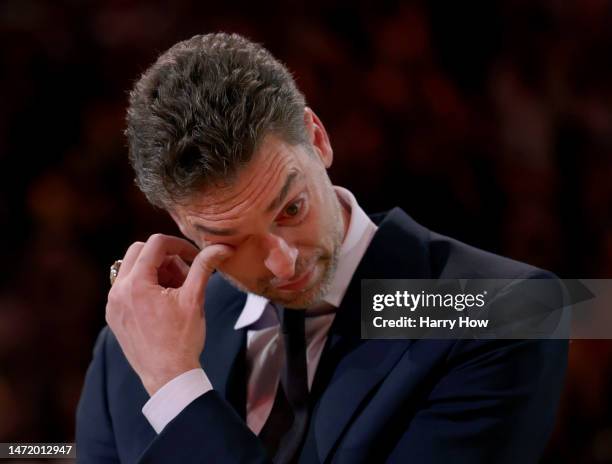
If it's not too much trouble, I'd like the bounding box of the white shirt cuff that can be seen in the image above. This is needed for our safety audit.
[142,368,213,433]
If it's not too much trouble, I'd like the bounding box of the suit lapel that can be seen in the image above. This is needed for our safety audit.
[309,208,432,462]
[201,275,248,419]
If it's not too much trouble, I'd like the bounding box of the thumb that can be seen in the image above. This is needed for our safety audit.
[180,244,234,308]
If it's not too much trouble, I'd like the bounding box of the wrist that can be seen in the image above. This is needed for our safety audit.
[141,363,202,396]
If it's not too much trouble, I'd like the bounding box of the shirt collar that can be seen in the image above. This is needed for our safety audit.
[234,186,377,330]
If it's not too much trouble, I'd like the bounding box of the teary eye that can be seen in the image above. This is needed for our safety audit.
[285,201,301,217]
[277,194,308,224]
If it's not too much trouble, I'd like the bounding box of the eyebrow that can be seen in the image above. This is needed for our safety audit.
[265,170,301,213]
[192,170,302,237]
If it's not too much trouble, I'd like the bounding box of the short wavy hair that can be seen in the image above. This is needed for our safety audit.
[125,33,307,208]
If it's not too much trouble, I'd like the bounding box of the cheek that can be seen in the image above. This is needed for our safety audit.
[307,202,333,241]
[216,242,264,281]
[288,207,332,251]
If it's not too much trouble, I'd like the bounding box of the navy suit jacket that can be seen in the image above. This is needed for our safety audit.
[76,207,568,463]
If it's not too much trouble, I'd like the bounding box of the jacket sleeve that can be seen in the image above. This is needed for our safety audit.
[76,327,121,464]
[136,390,271,464]
[76,326,271,464]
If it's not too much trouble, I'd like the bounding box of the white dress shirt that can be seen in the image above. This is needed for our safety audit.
[142,186,378,434]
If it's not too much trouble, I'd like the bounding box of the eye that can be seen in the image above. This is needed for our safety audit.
[284,201,301,217]
[278,196,307,223]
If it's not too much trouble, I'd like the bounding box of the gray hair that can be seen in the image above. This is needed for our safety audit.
[125,32,307,208]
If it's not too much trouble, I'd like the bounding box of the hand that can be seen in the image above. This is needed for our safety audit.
[105,234,233,396]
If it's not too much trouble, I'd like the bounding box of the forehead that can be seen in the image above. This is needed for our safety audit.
[178,135,309,226]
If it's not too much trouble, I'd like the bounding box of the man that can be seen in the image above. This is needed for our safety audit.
[76,33,568,463]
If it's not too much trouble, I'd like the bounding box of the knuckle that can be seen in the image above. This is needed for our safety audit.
[127,241,144,252]
[129,242,144,250]
[148,233,166,244]
[123,241,144,259]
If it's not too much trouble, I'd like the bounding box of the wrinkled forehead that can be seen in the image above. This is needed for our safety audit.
[175,135,306,222]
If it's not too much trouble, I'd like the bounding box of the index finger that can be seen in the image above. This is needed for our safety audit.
[133,234,200,283]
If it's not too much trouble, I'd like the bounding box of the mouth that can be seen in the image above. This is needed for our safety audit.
[273,263,317,292]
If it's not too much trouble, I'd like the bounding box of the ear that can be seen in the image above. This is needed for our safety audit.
[304,107,333,168]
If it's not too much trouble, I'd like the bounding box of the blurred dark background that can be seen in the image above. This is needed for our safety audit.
[1,0,611,462]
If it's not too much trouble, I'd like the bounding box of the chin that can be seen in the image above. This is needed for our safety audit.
[270,288,324,309]
[269,265,335,309]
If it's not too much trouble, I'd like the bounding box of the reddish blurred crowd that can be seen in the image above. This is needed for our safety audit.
[0,1,611,462]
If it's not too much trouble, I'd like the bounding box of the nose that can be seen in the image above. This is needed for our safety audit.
[263,233,298,281]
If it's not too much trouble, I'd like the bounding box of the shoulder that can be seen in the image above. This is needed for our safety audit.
[371,207,547,280]
[428,230,544,279]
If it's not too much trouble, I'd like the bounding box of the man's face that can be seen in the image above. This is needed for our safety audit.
[170,111,347,308]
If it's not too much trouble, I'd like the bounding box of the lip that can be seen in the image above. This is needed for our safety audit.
[274,265,316,291]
